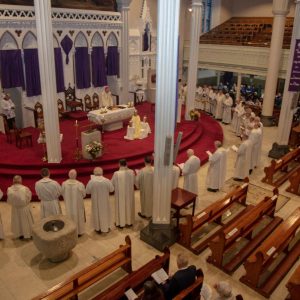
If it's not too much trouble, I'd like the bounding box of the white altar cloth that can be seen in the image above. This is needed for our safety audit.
[87,105,135,131]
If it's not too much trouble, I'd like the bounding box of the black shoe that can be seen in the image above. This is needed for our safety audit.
[233,178,243,182]
[138,212,147,219]
[19,236,24,240]
[125,224,133,228]
[249,169,253,174]
[95,230,101,234]
[207,188,218,192]
[116,225,124,229]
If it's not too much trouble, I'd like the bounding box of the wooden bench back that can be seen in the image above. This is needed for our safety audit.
[93,248,170,300]
[33,236,132,300]
[247,207,300,268]
[286,264,300,300]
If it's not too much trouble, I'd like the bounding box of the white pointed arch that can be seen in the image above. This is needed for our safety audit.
[74,31,88,47]
[91,32,104,47]
[0,31,18,50]
[22,31,37,49]
[106,32,118,47]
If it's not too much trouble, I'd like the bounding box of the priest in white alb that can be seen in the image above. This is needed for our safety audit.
[7,175,34,239]
[135,156,154,219]
[0,188,4,239]
[182,149,201,195]
[112,159,135,228]
[35,168,62,218]
[222,93,233,124]
[86,167,114,233]
[206,141,227,192]
[101,86,113,107]
[248,123,262,170]
[62,169,86,236]
[233,134,252,181]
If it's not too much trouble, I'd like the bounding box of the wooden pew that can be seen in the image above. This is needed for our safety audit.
[207,191,282,274]
[240,208,300,298]
[262,146,300,187]
[33,236,132,300]
[173,268,204,300]
[286,167,300,196]
[92,248,170,300]
[286,264,300,300]
[178,179,249,254]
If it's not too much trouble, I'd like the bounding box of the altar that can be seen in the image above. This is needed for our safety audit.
[87,105,135,131]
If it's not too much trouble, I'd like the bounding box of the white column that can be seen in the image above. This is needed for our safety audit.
[236,72,242,100]
[185,0,203,120]
[34,0,61,163]
[152,0,180,225]
[261,0,290,125]
[117,0,131,105]
[277,0,300,144]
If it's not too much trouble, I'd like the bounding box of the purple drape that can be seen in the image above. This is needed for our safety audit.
[60,35,73,64]
[0,49,24,89]
[91,46,107,87]
[75,47,91,89]
[106,46,119,76]
[54,48,65,93]
[24,48,41,97]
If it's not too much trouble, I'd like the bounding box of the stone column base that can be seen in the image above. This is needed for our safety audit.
[261,115,276,127]
[268,142,290,159]
[140,221,177,252]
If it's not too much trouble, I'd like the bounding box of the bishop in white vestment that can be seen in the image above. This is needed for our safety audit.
[35,168,62,218]
[86,167,114,233]
[101,86,113,107]
[0,188,4,239]
[206,141,227,191]
[62,169,86,235]
[112,159,135,228]
[7,176,34,239]
[135,156,154,219]
[182,149,201,195]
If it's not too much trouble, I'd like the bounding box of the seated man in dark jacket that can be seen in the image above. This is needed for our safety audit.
[163,253,197,300]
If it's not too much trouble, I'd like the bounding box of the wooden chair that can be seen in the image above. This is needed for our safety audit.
[15,129,32,148]
[84,94,93,111]
[92,93,100,110]
[57,99,69,118]
[1,114,16,143]
[64,84,83,111]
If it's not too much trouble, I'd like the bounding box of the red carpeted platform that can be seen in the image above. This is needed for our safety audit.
[0,102,223,200]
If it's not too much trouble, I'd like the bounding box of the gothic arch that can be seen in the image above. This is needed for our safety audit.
[0,31,18,50]
[74,31,88,47]
[53,34,59,47]
[106,32,118,47]
[91,32,104,47]
[22,31,37,49]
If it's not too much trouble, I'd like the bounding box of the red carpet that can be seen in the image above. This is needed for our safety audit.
[0,102,223,200]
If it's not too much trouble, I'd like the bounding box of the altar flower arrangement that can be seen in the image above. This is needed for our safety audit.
[85,141,102,159]
[190,109,201,121]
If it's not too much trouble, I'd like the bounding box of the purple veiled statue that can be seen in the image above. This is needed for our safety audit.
[60,35,73,64]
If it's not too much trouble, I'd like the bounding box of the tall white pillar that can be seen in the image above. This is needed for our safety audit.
[186,0,203,120]
[140,0,180,251]
[261,0,290,126]
[117,0,131,104]
[34,0,61,163]
[276,1,300,145]
[236,72,242,100]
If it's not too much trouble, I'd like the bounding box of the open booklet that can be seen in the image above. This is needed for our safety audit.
[151,268,169,284]
[231,145,238,152]
[206,150,212,157]
[178,163,184,170]
[125,288,138,300]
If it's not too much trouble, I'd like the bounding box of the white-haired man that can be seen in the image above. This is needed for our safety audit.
[7,175,34,239]
[62,169,86,236]
[86,167,114,233]
[206,141,227,192]
[182,149,200,195]
[35,168,62,218]
[112,159,135,228]
[0,188,4,239]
